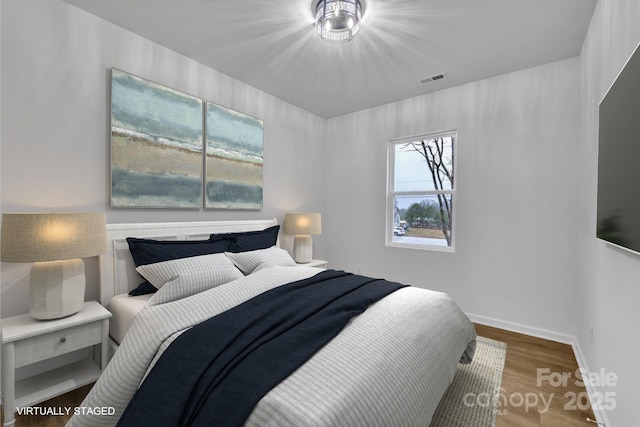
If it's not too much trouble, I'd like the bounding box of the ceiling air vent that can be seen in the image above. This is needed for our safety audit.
[418,73,446,85]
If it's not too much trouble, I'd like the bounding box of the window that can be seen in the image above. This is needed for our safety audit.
[386,131,456,251]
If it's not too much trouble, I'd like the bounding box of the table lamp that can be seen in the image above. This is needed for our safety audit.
[1,212,106,320]
[284,213,322,263]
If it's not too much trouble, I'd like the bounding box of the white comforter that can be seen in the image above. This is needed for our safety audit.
[68,267,476,426]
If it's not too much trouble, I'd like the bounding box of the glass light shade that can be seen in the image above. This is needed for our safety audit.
[314,0,364,42]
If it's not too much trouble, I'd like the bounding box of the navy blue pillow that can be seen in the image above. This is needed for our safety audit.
[209,225,280,253]
[126,237,232,295]
[128,281,158,296]
[127,237,231,266]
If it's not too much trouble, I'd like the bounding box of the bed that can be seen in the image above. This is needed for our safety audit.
[99,219,281,350]
[68,219,476,426]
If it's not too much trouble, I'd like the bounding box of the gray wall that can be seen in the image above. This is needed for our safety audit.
[578,1,640,425]
[1,0,582,336]
[0,0,326,317]
[323,58,581,337]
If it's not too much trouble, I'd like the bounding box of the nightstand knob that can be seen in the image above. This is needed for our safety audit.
[59,337,66,343]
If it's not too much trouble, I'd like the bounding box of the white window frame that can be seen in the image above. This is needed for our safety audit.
[386,130,457,252]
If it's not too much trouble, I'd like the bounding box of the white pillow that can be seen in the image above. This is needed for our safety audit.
[225,247,296,275]
[136,253,244,306]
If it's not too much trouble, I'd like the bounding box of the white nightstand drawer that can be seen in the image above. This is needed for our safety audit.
[2,301,111,427]
[14,321,102,368]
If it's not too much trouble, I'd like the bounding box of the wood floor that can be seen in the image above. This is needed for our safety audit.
[475,324,596,427]
[2,324,597,427]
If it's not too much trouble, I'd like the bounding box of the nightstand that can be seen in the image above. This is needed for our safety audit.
[1,301,111,427]
[296,259,327,269]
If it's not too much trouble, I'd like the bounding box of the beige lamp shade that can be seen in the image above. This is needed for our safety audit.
[1,212,107,262]
[1,212,107,319]
[284,213,322,236]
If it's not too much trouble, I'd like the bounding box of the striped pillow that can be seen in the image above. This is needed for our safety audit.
[226,247,296,275]
[137,253,244,306]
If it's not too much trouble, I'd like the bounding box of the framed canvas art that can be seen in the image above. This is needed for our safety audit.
[110,69,204,208]
[205,102,264,209]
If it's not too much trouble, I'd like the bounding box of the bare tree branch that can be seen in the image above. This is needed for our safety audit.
[402,138,453,245]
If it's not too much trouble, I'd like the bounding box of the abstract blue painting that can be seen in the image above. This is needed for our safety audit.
[111,69,203,208]
[205,102,264,209]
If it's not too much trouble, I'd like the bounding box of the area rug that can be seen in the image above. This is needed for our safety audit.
[429,336,507,427]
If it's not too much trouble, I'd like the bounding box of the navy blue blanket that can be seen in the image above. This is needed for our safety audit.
[117,270,406,427]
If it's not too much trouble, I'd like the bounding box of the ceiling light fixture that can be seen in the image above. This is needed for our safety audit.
[312,0,366,43]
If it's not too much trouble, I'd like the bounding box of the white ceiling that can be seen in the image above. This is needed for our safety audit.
[61,0,596,119]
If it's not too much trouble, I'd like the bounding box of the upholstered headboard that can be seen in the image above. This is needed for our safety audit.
[99,218,278,305]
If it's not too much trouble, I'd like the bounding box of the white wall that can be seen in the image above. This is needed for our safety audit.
[577,1,640,426]
[324,58,581,337]
[0,0,327,317]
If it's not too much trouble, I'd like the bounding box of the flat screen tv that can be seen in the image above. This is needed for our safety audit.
[597,42,640,253]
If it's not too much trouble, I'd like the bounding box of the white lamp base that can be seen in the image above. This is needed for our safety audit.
[293,235,313,263]
[29,259,86,320]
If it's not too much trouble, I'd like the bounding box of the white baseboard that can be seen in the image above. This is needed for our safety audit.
[568,336,612,427]
[468,312,611,427]
[467,312,575,344]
